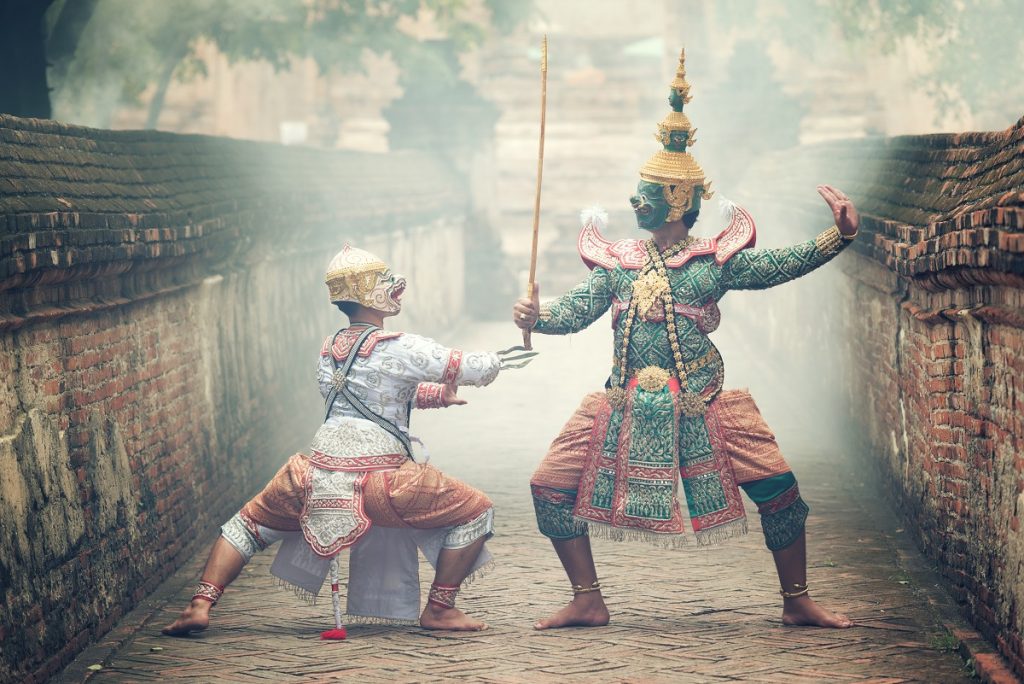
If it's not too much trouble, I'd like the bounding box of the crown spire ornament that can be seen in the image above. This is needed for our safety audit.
[669,47,692,103]
[638,48,713,221]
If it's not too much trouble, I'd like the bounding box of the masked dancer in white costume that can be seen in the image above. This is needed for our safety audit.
[163,244,534,635]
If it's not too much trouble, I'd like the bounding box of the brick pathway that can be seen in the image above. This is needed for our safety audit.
[60,318,976,683]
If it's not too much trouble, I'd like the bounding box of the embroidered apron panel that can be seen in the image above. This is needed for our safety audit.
[299,467,373,557]
[573,387,685,535]
[572,388,747,541]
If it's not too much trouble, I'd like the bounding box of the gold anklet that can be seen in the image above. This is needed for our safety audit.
[780,583,809,599]
[573,581,601,595]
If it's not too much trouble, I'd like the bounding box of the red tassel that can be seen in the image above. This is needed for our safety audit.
[320,628,348,640]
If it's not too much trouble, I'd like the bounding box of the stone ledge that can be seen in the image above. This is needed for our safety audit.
[950,622,1023,684]
[0,114,464,327]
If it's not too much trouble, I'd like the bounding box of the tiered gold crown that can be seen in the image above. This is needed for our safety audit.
[639,48,713,219]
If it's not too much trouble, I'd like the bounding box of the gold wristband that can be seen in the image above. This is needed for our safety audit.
[814,226,844,257]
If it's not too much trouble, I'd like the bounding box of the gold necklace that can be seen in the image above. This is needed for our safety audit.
[644,240,709,417]
[607,236,698,411]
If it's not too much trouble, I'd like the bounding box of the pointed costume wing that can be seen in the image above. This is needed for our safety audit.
[576,203,757,270]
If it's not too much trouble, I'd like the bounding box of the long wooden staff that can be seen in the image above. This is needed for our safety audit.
[523,35,548,351]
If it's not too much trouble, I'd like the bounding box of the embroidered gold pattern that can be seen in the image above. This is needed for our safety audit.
[814,225,843,257]
[631,270,671,321]
[605,386,627,410]
[636,366,671,393]
[608,236,699,409]
[677,391,707,417]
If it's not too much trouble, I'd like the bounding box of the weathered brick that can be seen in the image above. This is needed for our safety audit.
[743,116,1024,681]
[0,111,470,684]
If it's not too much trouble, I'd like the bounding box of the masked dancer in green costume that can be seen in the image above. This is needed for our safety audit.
[514,49,857,630]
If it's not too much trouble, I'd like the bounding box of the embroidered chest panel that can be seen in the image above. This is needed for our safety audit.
[321,330,404,362]
[609,258,724,390]
[612,257,724,309]
[616,319,716,367]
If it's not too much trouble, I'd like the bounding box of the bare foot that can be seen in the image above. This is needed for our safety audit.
[161,602,211,636]
[419,604,487,631]
[534,594,610,630]
[782,595,852,628]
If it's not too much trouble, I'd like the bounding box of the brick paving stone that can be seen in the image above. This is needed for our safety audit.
[59,319,980,683]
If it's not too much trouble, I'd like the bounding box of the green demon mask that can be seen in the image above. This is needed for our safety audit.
[630,181,672,231]
[630,180,705,231]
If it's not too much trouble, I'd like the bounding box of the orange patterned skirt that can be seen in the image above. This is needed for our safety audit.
[242,456,492,533]
[531,387,791,490]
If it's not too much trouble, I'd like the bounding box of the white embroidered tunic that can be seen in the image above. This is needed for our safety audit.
[311,329,501,471]
[300,327,501,556]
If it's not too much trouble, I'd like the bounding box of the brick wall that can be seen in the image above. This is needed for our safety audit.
[734,117,1024,678]
[0,115,469,683]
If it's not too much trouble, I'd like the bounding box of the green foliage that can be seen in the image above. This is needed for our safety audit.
[929,631,960,653]
[46,0,534,127]
[827,0,1022,121]
[709,0,1024,125]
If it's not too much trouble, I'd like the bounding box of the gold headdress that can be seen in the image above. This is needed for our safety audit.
[325,244,388,304]
[639,48,713,220]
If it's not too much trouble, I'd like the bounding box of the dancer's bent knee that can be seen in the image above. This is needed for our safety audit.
[220,512,288,563]
[742,472,809,551]
[443,507,495,549]
[531,484,588,540]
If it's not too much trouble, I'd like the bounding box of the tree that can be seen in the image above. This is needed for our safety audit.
[2,0,532,125]
[709,0,1024,128]
[826,0,1024,126]
[0,0,59,119]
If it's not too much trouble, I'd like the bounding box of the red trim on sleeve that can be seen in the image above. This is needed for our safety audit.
[441,349,463,385]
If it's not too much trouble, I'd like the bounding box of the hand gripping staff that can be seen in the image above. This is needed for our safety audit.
[522,34,547,351]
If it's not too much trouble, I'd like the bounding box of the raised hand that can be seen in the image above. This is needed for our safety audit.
[513,282,540,330]
[816,185,859,237]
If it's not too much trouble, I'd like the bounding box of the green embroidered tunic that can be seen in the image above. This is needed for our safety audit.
[533,224,853,544]
[537,230,851,387]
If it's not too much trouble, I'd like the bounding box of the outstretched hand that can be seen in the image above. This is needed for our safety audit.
[817,185,859,237]
[441,383,467,407]
[513,282,540,330]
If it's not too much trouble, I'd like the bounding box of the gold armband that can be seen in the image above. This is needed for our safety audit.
[814,225,850,258]
[537,304,552,323]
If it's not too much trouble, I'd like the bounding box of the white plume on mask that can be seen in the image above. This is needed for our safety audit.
[580,206,609,230]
